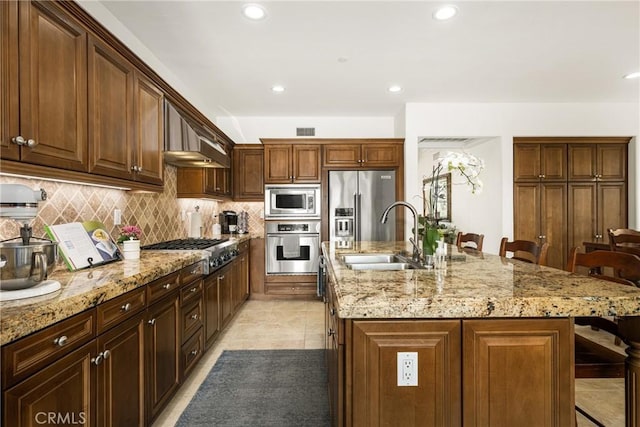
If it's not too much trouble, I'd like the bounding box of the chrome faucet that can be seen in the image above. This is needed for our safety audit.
[380,201,421,263]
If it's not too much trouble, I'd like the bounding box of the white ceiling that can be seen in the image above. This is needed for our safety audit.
[97,1,639,118]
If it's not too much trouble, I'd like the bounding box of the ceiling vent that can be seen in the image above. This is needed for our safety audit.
[296,127,315,137]
[418,136,495,149]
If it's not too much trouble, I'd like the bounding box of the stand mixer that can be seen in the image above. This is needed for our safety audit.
[0,184,61,301]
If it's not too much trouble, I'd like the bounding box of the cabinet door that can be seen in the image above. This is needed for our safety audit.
[145,293,180,422]
[0,0,19,161]
[462,319,574,427]
[4,341,96,427]
[540,144,566,181]
[568,144,596,181]
[204,274,220,348]
[598,182,627,237]
[218,264,234,329]
[96,315,145,427]
[213,167,231,196]
[350,320,461,427]
[87,35,134,180]
[233,147,264,200]
[133,71,164,185]
[249,238,265,294]
[597,144,627,181]
[292,144,321,182]
[204,168,217,194]
[568,182,597,250]
[323,144,361,168]
[540,183,567,269]
[233,250,249,310]
[513,183,541,244]
[362,144,401,167]
[18,0,88,171]
[513,144,541,181]
[264,144,292,183]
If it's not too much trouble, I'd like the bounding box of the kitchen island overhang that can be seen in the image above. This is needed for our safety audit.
[322,241,640,426]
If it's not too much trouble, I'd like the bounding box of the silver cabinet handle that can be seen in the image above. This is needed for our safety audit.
[91,353,104,365]
[148,318,156,325]
[190,287,198,293]
[191,314,199,320]
[53,335,68,346]
[327,329,335,337]
[137,166,143,172]
[130,165,138,172]
[162,283,171,289]
[12,136,37,147]
[329,307,335,316]
[190,349,199,356]
[121,303,131,312]
[190,268,199,275]
[219,275,225,280]
[103,350,111,360]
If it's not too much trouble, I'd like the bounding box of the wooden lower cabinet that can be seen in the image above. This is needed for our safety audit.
[145,292,180,423]
[218,263,234,329]
[331,316,574,427]
[96,314,145,427]
[4,341,96,427]
[204,274,220,349]
[350,320,461,427]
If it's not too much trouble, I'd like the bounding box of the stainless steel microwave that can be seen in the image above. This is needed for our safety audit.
[264,184,321,219]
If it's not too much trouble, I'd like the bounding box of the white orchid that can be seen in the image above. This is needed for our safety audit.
[437,151,484,194]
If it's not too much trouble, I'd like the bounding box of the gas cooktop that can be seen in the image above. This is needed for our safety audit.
[141,238,229,250]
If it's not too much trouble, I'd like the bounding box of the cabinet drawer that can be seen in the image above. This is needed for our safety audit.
[181,278,203,306]
[238,240,250,253]
[181,327,203,380]
[1,309,95,389]
[181,298,203,342]
[147,271,180,304]
[265,283,317,296]
[96,287,146,334]
[181,262,204,287]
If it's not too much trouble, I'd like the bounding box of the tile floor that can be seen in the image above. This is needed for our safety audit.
[152,300,624,427]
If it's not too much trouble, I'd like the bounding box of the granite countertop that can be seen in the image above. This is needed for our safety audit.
[0,251,203,346]
[322,241,640,319]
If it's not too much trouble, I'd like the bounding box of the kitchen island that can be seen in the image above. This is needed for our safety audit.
[322,241,640,427]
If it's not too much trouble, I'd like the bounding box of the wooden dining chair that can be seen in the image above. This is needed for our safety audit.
[498,238,549,266]
[566,247,640,426]
[608,228,640,257]
[455,232,484,251]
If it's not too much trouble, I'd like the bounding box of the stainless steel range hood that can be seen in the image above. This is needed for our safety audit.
[164,101,230,168]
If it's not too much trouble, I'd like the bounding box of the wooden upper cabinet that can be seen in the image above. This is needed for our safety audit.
[514,143,566,181]
[176,167,231,199]
[1,1,19,161]
[14,0,88,171]
[568,143,627,182]
[233,145,264,201]
[133,72,164,185]
[323,142,402,168]
[87,35,134,180]
[264,143,321,183]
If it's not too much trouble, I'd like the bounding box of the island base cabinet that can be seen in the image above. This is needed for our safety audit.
[462,319,574,427]
[348,320,462,427]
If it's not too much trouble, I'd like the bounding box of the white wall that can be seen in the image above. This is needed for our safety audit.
[406,103,640,255]
[215,116,396,143]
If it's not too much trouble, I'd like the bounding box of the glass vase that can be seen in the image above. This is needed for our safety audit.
[422,226,439,262]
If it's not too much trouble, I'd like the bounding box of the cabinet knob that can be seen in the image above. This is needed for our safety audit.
[219,275,225,280]
[131,165,137,172]
[121,303,132,312]
[191,314,199,320]
[138,166,143,172]
[329,307,335,316]
[190,287,198,293]
[162,283,172,289]
[53,335,68,346]
[103,350,111,360]
[327,329,335,337]
[91,353,104,366]
[190,349,199,356]
[12,136,37,147]
[148,318,156,326]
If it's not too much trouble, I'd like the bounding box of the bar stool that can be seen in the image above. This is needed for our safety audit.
[498,238,549,266]
[455,232,484,251]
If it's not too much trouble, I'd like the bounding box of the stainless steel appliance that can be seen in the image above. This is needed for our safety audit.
[142,238,238,275]
[264,184,321,219]
[266,220,320,274]
[329,170,396,245]
[218,211,238,234]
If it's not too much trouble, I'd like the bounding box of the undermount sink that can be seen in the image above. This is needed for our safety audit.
[342,253,424,270]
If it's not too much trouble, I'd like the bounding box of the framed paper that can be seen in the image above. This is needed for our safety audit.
[423,173,452,222]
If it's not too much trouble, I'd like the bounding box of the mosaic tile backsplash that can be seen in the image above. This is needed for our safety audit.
[0,165,265,245]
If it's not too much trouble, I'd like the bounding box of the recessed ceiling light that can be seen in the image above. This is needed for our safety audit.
[433,5,458,21]
[624,71,640,79]
[242,4,267,20]
[271,85,285,93]
[388,85,403,93]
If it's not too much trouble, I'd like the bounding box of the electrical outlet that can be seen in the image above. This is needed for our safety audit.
[113,209,122,226]
[397,352,418,386]
[180,210,186,221]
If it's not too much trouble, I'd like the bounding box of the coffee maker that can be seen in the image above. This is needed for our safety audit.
[218,210,238,234]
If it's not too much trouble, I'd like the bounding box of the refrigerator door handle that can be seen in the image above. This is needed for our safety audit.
[356,193,362,242]
[354,193,359,241]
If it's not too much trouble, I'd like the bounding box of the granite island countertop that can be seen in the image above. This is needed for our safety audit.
[322,241,640,319]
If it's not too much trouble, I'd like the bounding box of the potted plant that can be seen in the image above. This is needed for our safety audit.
[118,225,142,260]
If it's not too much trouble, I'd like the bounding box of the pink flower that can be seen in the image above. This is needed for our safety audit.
[118,225,142,243]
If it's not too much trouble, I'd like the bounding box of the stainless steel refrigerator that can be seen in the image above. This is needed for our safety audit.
[329,170,396,244]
